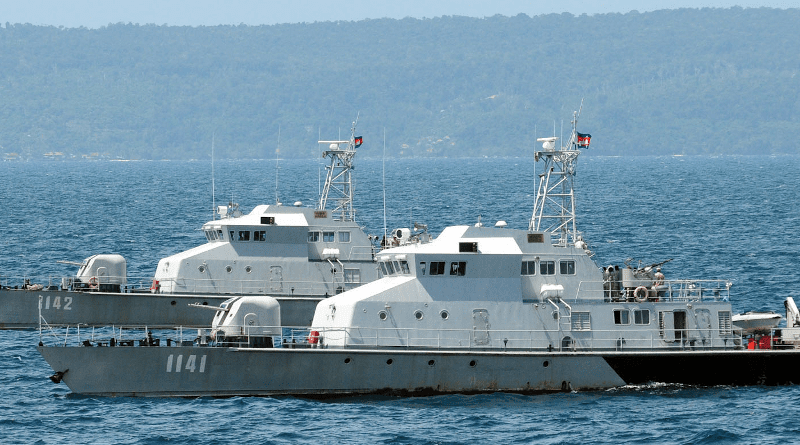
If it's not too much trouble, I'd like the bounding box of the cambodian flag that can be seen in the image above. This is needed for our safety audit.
[354,136,363,147]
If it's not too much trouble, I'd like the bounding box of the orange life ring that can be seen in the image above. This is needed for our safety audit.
[633,286,648,302]
[308,330,320,345]
[88,276,99,288]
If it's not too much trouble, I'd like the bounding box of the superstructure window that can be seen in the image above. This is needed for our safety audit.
[718,311,732,335]
[323,231,335,242]
[238,231,250,241]
[450,262,466,276]
[419,262,426,276]
[339,231,351,243]
[572,312,591,331]
[261,216,275,225]
[614,309,630,325]
[560,260,576,275]
[254,231,266,242]
[344,269,361,283]
[429,261,445,275]
[521,260,536,275]
[634,309,650,325]
[540,261,555,275]
[399,261,410,274]
[308,231,320,242]
[217,229,224,240]
[230,231,235,241]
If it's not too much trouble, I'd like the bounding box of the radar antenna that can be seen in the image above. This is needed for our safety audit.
[318,114,361,221]
[529,100,591,247]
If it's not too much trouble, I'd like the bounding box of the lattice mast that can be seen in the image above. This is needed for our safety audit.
[529,103,590,247]
[317,116,360,222]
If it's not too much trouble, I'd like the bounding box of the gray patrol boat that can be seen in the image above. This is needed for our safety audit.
[3,121,379,328]
[38,108,800,397]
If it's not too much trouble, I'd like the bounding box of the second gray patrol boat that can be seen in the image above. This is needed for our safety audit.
[38,108,800,397]
[3,121,379,328]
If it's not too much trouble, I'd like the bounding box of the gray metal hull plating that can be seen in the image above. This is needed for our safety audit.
[36,345,625,397]
[1,289,320,328]
[39,344,800,398]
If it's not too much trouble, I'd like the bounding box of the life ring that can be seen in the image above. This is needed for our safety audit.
[308,330,320,345]
[88,276,99,289]
[633,286,648,302]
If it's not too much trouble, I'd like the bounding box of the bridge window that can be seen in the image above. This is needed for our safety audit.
[540,261,555,275]
[521,260,536,275]
[614,309,630,325]
[429,261,445,275]
[419,262,426,276]
[323,231,335,242]
[230,231,235,241]
[217,229,224,240]
[308,231,320,242]
[339,231,351,243]
[254,231,266,242]
[560,260,576,275]
[399,261,410,274]
[238,231,250,241]
[459,242,478,252]
[634,309,650,325]
[261,216,275,225]
[450,261,466,276]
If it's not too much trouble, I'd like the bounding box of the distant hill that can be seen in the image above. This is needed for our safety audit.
[1,7,799,160]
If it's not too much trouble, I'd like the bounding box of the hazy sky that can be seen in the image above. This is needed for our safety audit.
[1,0,794,28]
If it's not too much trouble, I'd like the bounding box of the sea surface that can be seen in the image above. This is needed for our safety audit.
[1,155,799,444]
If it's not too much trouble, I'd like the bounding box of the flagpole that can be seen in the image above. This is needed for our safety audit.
[382,127,387,243]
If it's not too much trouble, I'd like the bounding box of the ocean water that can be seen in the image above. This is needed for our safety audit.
[1,155,799,444]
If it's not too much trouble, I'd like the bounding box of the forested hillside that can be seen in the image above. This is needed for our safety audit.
[1,7,798,159]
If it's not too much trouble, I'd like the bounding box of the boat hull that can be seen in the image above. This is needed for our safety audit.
[37,345,800,397]
[0,289,320,328]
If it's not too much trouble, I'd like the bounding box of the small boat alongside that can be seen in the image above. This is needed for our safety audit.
[732,311,782,335]
[37,108,800,397]
[3,121,380,328]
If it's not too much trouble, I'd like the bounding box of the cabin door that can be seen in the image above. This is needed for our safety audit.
[674,310,687,342]
[269,266,283,292]
[472,309,491,346]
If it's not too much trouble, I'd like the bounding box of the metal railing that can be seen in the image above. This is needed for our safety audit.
[569,279,732,303]
[39,322,754,352]
[3,273,366,296]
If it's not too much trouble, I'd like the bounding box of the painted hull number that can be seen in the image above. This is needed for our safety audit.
[166,354,207,373]
[38,295,73,311]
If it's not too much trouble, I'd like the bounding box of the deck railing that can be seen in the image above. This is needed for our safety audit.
[38,322,756,352]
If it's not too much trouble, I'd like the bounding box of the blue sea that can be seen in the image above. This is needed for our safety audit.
[1,154,799,444]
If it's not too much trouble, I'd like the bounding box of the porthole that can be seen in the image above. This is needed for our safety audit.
[245,265,252,273]
[198,265,206,273]
[543,360,550,368]
[225,265,232,273]
[440,310,449,320]
[469,360,477,368]
[170,300,176,306]
[386,359,393,365]
[378,311,388,320]
[428,360,435,367]
[414,310,424,320]
[344,357,351,364]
